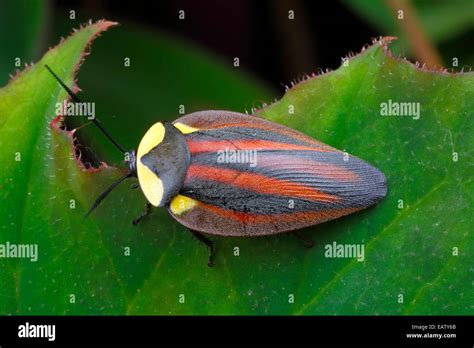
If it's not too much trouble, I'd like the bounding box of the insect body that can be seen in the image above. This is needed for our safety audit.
[46,66,387,267]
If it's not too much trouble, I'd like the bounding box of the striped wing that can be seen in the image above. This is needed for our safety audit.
[169,111,387,236]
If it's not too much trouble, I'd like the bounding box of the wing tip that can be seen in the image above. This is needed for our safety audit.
[369,166,388,204]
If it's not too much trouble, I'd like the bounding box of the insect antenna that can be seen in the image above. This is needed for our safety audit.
[45,65,134,217]
[84,172,133,218]
[45,64,126,154]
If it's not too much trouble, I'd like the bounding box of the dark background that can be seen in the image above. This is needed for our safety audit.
[1,0,472,163]
[53,0,377,90]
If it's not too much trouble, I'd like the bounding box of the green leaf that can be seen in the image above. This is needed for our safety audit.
[0,20,124,314]
[1,23,472,315]
[257,38,473,315]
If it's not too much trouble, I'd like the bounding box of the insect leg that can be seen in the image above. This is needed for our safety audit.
[190,230,215,267]
[294,232,314,249]
[132,202,152,226]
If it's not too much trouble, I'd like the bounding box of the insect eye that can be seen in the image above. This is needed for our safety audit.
[127,150,137,175]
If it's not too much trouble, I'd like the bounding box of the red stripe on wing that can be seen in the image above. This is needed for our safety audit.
[199,201,358,224]
[256,153,360,182]
[187,139,333,154]
[185,164,340,202]
[196,121,330,148]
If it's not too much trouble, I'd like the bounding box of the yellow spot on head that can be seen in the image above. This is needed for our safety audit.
[174,122,199,134]
[170,194,198,215]
[137,122,165,158]
[137,122,165,206]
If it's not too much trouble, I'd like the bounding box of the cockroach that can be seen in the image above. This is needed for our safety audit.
[46,65,387,267]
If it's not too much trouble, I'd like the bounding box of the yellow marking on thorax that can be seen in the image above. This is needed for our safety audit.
[136,122,165,206]
[174,122,199,134]
[170,194,198,215]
